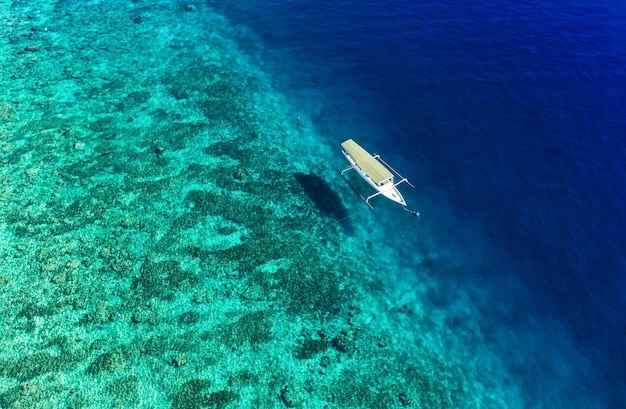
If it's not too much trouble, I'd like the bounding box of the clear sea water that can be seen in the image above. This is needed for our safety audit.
[220,0,626,406]
[225,1,626,407]
[1,0,624,407]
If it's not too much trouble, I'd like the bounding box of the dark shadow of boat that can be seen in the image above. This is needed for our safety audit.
[294,172,354,234]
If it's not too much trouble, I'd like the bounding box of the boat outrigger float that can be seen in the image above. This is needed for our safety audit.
[338,139,415,210]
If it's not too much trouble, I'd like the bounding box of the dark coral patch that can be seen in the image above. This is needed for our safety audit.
[217,311,272,346]
[171,379,237,409]
[131,259,198,300]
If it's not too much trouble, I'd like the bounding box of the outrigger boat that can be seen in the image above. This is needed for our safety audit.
[338,139,415,209]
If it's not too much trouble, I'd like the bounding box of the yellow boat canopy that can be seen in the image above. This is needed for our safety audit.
[341,139,393,184]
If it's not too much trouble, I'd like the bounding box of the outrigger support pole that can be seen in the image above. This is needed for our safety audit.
[373,154,415,188]
[336,169,374,209]
[340,165,354,175]
[366,191,384,205]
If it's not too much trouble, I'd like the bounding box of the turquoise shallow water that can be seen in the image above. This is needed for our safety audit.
[2,1,466,407]
[1,0,623,408]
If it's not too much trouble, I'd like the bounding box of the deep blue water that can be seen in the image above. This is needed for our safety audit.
[217,0,626,406]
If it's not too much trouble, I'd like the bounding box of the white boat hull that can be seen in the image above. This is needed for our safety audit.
[342,150,407,206]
